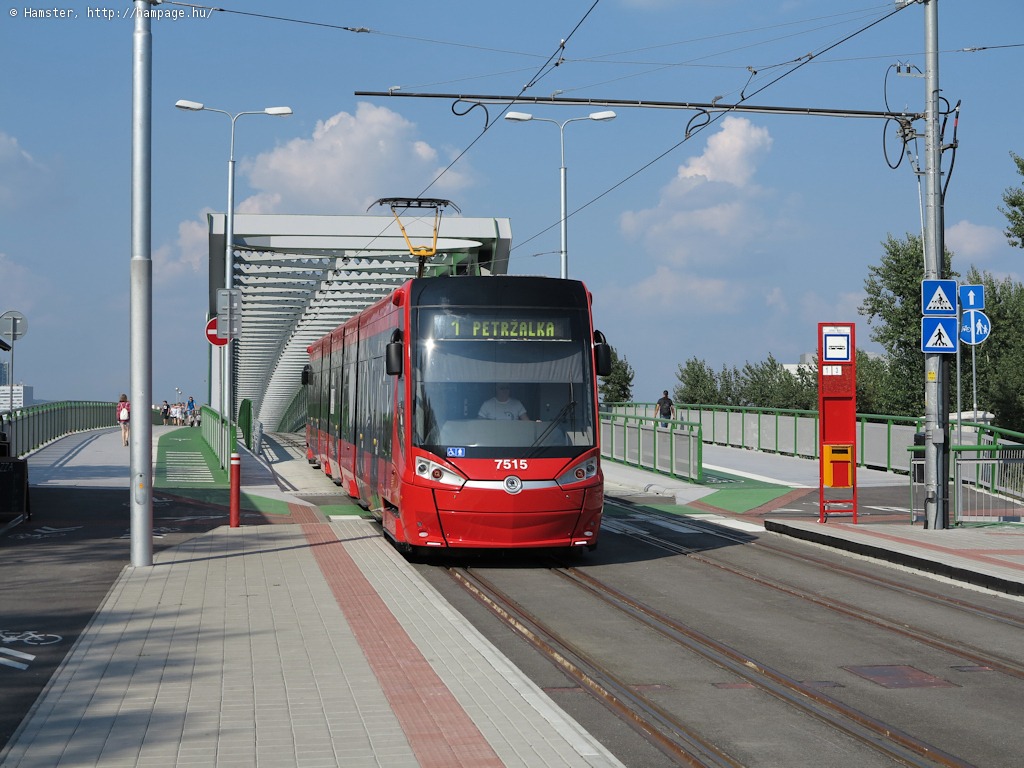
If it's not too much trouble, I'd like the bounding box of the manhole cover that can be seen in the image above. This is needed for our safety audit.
[844,665,957,689]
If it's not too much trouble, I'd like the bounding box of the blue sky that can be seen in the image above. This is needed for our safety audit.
[1,1,1022,406]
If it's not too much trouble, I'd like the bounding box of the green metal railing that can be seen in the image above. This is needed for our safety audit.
[200,404,237,468]
[1,401,150,458]
[599,411,703,482]
[607,402,931,474]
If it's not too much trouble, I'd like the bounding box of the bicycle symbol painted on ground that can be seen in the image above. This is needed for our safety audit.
[0,629,63,646]
[9,525,83,540]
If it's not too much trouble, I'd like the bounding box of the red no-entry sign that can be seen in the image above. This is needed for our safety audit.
[206,318,228,346]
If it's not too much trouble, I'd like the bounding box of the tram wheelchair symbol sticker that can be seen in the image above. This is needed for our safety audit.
[446,447,466,458]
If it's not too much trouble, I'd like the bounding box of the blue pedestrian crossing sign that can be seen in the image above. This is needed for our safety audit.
[960,309,991,346]
[921,316,958,353]
[921,279,957,315]
[959,284,985,311]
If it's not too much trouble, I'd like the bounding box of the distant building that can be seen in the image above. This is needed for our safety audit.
[782,353,816,377]
[0,385,33,409]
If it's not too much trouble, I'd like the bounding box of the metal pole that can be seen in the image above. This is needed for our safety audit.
[559,164,568,279]
[7,337,14,450]
[224,150,235,466]
[922,0,947,529]
[558,123,568,280]
[130,0,153,566]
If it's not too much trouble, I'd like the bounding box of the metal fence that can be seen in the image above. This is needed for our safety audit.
[200,405,237,469]
[0,401,123,458]
[607,402,926,474]
[600,412,702,482]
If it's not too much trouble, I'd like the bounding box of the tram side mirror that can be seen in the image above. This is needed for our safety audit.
[301,364,312,386]
[594,330,612,377]
[386,330,403,376]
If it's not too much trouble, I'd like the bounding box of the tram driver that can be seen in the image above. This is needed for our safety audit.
[478,384,531,421]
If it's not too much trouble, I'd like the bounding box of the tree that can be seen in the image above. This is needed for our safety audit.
[738,354,814,409]
[673,357,719,404]
[999,151,1024,249]
[958,267,1024,430]
[599,346,634,404]
[858,233,956,417]
[854,350,889,415]
[717,364,742,407]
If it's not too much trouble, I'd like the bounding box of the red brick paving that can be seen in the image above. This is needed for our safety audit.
[296,505,503,768]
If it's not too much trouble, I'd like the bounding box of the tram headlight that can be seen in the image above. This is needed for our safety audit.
[557,458,597,487]
[415,457,465,488]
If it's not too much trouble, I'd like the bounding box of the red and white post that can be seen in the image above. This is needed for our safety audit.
[229,452,241,527]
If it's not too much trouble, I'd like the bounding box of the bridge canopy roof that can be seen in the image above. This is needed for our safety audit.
[207,212,512,431]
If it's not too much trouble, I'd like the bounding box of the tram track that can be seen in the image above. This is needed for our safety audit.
[608,498,1024,627]
[603,500,1024,680]
[449,563,973,768]
[449,566,741,768]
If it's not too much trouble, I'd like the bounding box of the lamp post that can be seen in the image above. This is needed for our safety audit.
[175,99,292,459]
[504,110,615,279]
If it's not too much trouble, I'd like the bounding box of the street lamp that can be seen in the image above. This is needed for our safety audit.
[175,99,292,455]
[504,110,615,279]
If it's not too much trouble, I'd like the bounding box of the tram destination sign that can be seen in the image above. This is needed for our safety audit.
[431,314,572,341]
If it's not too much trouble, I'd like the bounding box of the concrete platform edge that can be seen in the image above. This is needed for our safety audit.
[763,520,1024,597]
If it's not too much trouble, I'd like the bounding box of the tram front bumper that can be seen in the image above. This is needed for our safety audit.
[431,485,603,548]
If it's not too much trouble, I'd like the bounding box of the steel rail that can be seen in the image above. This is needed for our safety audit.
[557,566,975,768]
[448,567,743,768]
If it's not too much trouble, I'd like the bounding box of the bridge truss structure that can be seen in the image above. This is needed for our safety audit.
[206,212,512,432]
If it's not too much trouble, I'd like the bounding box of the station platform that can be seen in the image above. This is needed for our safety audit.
[1,426,1023,767]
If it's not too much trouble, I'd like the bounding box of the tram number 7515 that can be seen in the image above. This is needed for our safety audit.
[494,459,529,471]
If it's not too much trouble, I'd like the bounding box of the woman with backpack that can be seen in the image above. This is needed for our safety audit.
[117,393,131,446]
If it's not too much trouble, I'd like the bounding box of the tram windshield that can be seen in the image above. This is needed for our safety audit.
[412,306,596,457]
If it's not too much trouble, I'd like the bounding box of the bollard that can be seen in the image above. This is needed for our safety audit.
[229,453,241,528]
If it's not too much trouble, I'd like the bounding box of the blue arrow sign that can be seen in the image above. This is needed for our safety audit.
[921,316,958,353]
[960,309,991,346]
[959,284,985,311]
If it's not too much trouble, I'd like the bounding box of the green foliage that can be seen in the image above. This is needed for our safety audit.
[673,357,718,404]
[999,151,1024,249]
[957,267,1024,430]
[599,346,634,404]
[672,354,815,410]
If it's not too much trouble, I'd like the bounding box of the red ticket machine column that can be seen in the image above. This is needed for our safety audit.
[818,323,857,523]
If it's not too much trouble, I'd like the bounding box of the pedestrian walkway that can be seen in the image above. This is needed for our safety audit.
[0,428,623,768]
[3,428,1024,767]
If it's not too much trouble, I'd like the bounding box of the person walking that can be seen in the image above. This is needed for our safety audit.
[654,390,674,428]
[116,393,131,446]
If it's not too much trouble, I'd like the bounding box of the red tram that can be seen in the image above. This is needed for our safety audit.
[303,275,612,552]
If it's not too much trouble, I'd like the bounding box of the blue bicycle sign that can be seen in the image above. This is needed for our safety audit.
[960,309,991,346]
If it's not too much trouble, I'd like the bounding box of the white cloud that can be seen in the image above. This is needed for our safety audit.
[239,103,473,215]
[0,131,48,211]
[153,211,211,282]
[605,265,740,315]
[156,104,472,290]
[945,219,1006,262]
[618,116,776,267]
[676,116,772,186]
